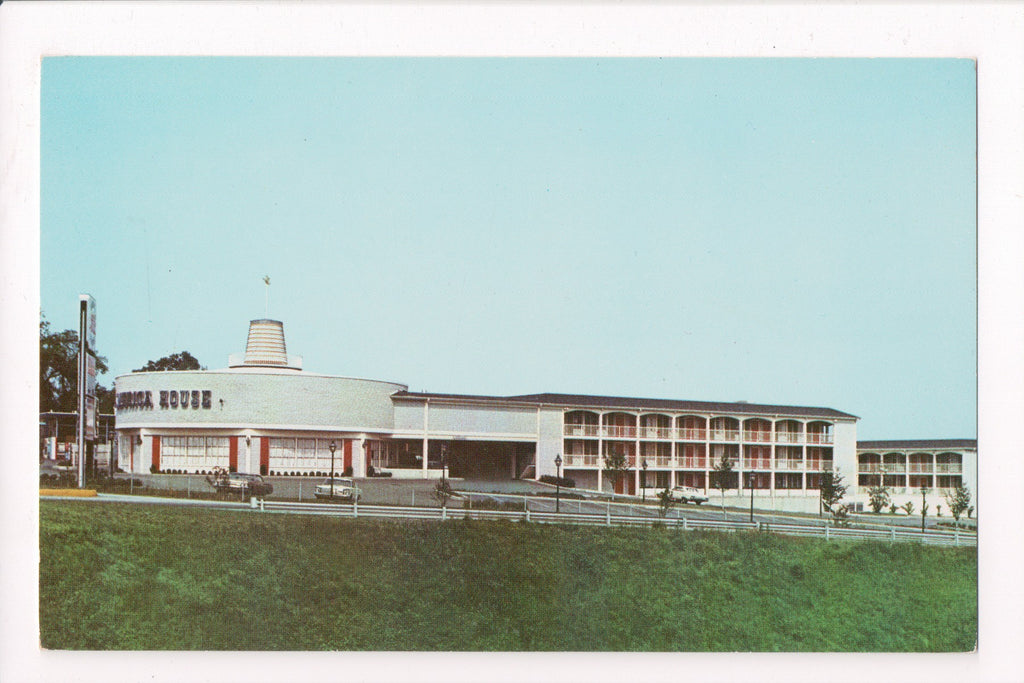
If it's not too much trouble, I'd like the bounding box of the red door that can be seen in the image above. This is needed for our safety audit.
[260,438,270,475]
[343,440,353,472]
[228,437,238,472]
[151,436,161,472]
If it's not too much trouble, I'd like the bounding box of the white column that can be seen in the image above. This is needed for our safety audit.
[422,401,429,475]
[634,413,641,493]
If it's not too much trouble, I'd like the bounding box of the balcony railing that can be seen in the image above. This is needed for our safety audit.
[563,424,600,437]
[603,426,637,439]
[805,461,832,472]
[563,455,599,467]
[806,433,834,444]
[743,431,772,443]
[775,432,802,444]
[709,429,740,441]
[676,458,707,469]
[774,460,804,471]
[742,460,772,470]
[858,464,883,473]
[882,464,907,473]
[639,427,673,440]
[935,463,962,474]
[909,464,934,474]
[676,428,706,441]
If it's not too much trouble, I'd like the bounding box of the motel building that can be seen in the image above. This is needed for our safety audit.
[114,319,975,515]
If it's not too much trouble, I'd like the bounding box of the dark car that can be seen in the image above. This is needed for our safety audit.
[206,471,273,498]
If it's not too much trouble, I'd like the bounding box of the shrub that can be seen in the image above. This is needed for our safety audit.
[150,465,159,474]
[888,503,898,514]
[343,466,353,477]
[539,474,575,488]
[901,501,915,516]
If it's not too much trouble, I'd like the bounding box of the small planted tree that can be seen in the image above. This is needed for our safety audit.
[920,487,930,532]
[711,451,734,520]
[944,485,972,530]
[819,468,848,517]
[433,478,454,508]
[867,484,890,514]
[901,500,915,516]
[657,487,677,519]
[602,446,630,499]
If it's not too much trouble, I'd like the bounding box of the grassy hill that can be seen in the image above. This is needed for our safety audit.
[39,500,976,651]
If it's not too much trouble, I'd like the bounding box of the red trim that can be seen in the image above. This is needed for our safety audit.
[260,438,270,475]
[151,436,160,471]
[343,440,352,471]
[228,437,238,472]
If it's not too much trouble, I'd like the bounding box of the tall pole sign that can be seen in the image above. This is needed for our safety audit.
[77,294,97,488]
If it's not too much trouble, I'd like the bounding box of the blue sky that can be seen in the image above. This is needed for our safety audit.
[40,57,976,439]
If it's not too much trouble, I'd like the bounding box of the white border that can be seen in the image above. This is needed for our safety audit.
[2,3,1022,683]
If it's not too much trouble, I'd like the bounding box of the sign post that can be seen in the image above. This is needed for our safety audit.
[77,294,97,488]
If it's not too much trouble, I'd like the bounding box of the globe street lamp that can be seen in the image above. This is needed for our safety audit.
[554,453,562,513]
[328,440,337,501]
[641,459,649,503]
[748,472,755,523]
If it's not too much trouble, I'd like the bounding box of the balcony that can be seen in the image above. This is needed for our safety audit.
[805,460,832,472]
[774,460,804,471]
[563,424,600,437]
[676,428,707,441]
[775,432,803,444]
[563,455,599,467]
[936,463,962,474]
[909,464,934,474]
[858,464,883,473]
[882,464,907,473]
[648,456,673,468]
[806,433,834,445]
[603,425,637,439]
[676,458,707,469]
[709,429,740,442]
[639,427,674,440]
[743,431,772,443]
[742,460,772,470]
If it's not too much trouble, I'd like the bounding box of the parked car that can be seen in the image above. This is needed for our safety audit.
[669,486,708,504]
[206,471,273,498]
[314,477,361,501]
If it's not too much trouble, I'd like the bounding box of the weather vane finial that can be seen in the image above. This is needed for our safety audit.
[263,275,271,317]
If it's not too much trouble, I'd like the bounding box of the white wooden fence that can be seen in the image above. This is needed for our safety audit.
[253,500,976,547]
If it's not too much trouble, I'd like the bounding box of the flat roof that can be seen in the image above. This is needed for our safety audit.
[857,439,977,450]
[392,391,857,419]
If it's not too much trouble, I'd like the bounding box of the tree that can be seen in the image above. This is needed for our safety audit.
[920,487,930,532]
[711,450,734,519]
[656,487,677,519]
[819,468,848,516]
[867,484,891,514]
[135,351,203,372]
[40,314,108,412]
[433,478,454,508]
[944,485,972,530]
[602,445,630,499]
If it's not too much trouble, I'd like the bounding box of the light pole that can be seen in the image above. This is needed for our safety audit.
[328,440,336,501]
[641,459,648,503]
[441,444,448,488]
[748,472,755,523]
[554,453,562,513]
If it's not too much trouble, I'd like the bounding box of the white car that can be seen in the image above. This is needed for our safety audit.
[314,477,361,501]
[669,486,708,504]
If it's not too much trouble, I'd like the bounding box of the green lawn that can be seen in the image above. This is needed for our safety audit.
[39,500,976,651]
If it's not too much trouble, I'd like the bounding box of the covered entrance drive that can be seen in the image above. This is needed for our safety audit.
[375,438,535,481]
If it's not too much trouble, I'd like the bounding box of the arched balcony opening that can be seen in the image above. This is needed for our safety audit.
[639,441,673,468]
[676,415,706,441]
[882,452,907,474]
[563,439,599,467]
[639,413,672,440]
[935,452,963,475]
[909,452,934,475]
[742,444,771,470]
[742,418,772,443]
[676,442,706,469]
[709,417,740,442]
[806,447,833,472]
[858,452,882,474]
[602,412,637,439]
[601,440,636,467]
[775,446,803,471]
[806,421,834,445]
[563,410,600,437]
[775,419,803,444]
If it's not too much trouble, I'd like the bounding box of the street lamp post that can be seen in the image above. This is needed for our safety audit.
[748,472,755,523]
[328,440,337,501]
[641,459,648,503]
[554,453,562,513]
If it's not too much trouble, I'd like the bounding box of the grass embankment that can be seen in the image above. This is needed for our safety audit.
[40,500,976,651]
